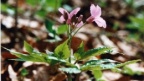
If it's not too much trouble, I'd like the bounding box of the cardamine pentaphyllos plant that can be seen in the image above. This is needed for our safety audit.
[3,4,140,81]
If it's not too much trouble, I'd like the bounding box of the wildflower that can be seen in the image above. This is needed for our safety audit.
[59,7,83,27]
[59,8,80,24]
[86,4,106,28]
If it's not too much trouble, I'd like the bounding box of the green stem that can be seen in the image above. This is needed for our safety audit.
[55,0,58,12]
[67,25,72,81]
[68,25,72,63]
[72,23,86,37]
[68,74,72,81]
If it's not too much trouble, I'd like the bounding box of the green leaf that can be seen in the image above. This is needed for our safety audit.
[45,56,74,67]
[80,47,112,60]
[24,41,33,54]
[80,59,140,72]
[45,19,53,32]
[59,67,81,74]
[92,69,102,80]
[74,42,85,60]
[1,3,8,12]
[45,19,54,34]
[54,40,70,59]
[3,47,48,62]
[122,66,134,75]
[26,0,41,7]
[44,0,63,12]
[56,24,67,34]
[21,68,29,76]
[80,59,117,71]
[115,59,141,68]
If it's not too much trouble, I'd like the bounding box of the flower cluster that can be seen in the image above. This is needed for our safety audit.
[59,4,106,28]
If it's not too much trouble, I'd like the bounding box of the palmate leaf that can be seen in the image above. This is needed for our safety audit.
[59,67,81,74]
[80,47,112,60]
[54,40,70,59]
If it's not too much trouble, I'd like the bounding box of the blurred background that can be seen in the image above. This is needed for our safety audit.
[1,0,144,81]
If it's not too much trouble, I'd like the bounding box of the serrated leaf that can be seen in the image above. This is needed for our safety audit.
[80,47,112,60]
[74,42,85,60]
[24,41,33,54]
[56,24,67,34]
[45,56,74,67]
[92,69,102,80]
[54,40,70,59]
[59,67,81,74]
[80,59,117,71]
[115,59,140,68]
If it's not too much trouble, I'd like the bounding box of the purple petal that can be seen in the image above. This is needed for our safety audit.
[86,16,95,23]
[94,17,106,28]
[77,21,83,27]
[59,16,65,23]
[69,8,80,19]
[90,4,101,17]
[58,8,68,15]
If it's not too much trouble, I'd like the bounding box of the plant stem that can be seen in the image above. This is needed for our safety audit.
[68,74,72,81]
[67,25,73,81]
[55,0,58,12]
[15,0,18,27]
[67,25,72,63]
[72,23,86,37]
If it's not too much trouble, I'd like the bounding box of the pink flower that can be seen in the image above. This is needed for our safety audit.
[59,7,80,24]
[86,4,106,28]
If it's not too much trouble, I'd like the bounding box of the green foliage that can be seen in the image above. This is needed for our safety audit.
[1,3,15,15]
[56,24,67,35]
[3,39,140,81]
[122,66,142,76]
[45,56,74,66]
[45,19,68,42]
[74,43,112,61]
[20,68,29,76]
[26,0,41,6]
[45,19,62,42]
[115,59,141,68]
[92,69,103,81]
[24,41,33,54]
[74,42,85,60]
[45,0,63,11]
[45,19,54,34]
[59,67,81,74]
[54,40,70,59]
[124,0,134,7]
[79,47,112,60]
[127,16,144,33]
[1,3,8,12]
[80,59,140,71]
[80,59,116,71]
